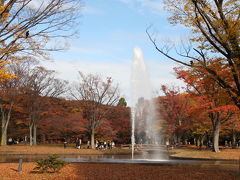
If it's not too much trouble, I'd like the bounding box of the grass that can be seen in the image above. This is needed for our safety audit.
[169,145,240,160]
[1,144,240,160]
[0,144,133,155]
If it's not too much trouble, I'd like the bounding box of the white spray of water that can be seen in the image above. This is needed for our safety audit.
[131,47,161,159]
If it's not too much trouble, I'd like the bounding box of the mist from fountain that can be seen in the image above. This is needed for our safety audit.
[131,47,163,159]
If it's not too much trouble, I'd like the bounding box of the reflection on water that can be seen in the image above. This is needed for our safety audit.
[0,155,50,163]
[60,153,169,164]
[0,151,169,163]
[0,153,239,172]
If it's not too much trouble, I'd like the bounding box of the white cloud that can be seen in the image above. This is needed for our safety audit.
[42,48,185,104]
[27,0,49,10]
[41,58,131,100]
[139,0,164,11]
[118,0,166,16]
[70,46,104,55]
[82,6,103,15]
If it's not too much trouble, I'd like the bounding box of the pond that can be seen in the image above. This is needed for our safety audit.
[0,152,239,173]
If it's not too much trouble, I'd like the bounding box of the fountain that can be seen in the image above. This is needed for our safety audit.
[131,47,163,159]
[1,47,238,173]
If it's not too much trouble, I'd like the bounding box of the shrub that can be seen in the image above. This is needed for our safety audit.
[34,155,68,173]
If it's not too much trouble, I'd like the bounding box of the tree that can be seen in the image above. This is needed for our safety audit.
[0,0,82,142]
[0,62,26,145]
[70,72,120,149]
[147,0,240,109]
[186,100,212,149]
[0,0,82,56]
[0,0,82,82]
[159,85,192,145]
[22,64,68,146]
[103,106,131,144]
[38,98,84,142]
[222,111,240,146]
[117,97,127,107]
[174,65,237,151]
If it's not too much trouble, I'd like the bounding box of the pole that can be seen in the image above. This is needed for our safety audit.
[18,158,23,172]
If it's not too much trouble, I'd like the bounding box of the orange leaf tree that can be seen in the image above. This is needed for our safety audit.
[174,60,238,152]
[19,62,68,146]
[158,85,193,145]
[70,72,120,149]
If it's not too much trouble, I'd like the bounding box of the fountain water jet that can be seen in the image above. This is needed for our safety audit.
[131,47,162,159]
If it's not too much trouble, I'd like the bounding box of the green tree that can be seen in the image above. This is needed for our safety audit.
[117,97,127,107]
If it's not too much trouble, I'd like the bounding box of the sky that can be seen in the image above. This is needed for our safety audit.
[42,0,190,104]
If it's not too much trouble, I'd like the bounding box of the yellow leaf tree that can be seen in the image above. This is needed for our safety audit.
[0,0,82,146]
[147,0,240,109]
[0,0,82,81]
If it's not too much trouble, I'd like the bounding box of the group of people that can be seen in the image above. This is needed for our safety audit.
[225,140,240,148]
[74,138,115,150]
[8,136,28,145]
[95,140,115,150]
[75,138,82,149]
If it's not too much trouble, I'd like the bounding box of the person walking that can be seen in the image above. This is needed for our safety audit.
[76,138,80,149]
[79,138,82,149]
[87,141,90,149]
[104,141,107,149]
[63,138,67,149]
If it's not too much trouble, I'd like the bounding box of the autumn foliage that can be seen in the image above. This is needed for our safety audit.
[157,61,240,151]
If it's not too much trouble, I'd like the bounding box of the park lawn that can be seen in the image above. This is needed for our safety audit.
[0,144,133,155]
[0,144,102,155]
[1,144,240,160]
[0,162,238,180]
[170,146,240,160]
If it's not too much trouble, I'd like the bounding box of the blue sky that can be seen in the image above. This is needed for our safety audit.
[43,0,190,103]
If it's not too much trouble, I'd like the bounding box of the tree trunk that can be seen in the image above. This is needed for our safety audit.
[200,135,204,146]
[29,124,33,146]
[1,125,7,146]
[173,133,177,144]
[41,134,46,144]
[91,128,95,149]
[199,135,205,150]
[196,136,200,148]
[232,130,236,146]
[177,134,181,144]
[33,124,37,145]
[1,115,6,146]
[212,119,220,152]
[0,104,12,146]
[184,139,187,145]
